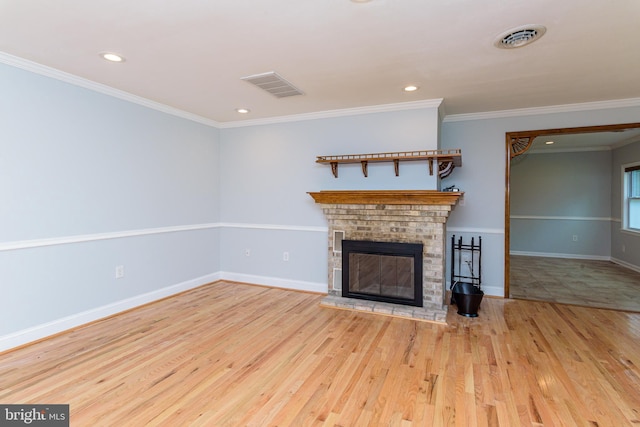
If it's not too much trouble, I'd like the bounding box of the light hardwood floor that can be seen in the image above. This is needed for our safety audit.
[1,281,639,426]
[510,255,640,312]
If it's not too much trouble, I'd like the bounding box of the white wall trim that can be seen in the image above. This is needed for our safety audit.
[621,228,640,237]
[528,146,612,154]
[0,272,221,353]
[220,272,327,294]
[0,223,330,252]
[0,223,221,252]
[1,223,509,252]
[0,52,221,128]
[218,99,444,128]
[510,215,613,221]
[5,51,640,130]
[220,223,500,235]
[1,52,441,129]
[447,227,504,235]
[510,251,610,261]
[223,223,502,235]
[443,97,640,123]
[479,285,504,298]
[219,222,328,233]
[513,253,640,274]
[446,280,503,297]
[610,257,640,274]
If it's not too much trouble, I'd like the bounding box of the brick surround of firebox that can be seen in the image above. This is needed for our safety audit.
[309,190,462,323]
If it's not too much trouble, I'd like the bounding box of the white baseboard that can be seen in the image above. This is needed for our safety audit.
[510,251,610,261]
[2,270,508,353]
[446,281,503,298]
[0,272,221,353]
[610,257,640,274]
[220,272,327,294]
[478,285,504,297]
[511,252,640,273]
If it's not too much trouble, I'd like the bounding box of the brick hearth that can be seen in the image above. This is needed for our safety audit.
[309,190,461,323]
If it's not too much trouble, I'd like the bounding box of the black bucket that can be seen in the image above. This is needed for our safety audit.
[451,282,484,317]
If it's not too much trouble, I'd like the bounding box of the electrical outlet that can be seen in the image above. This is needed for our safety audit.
[245,249,250,257]
[572,235,578,242]
[283,251,289,261]
[622,244,626,253]
[115,265,125,279]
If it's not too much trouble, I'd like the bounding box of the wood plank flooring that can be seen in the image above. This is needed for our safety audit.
[1,281,640,426]
[510,255,640,312]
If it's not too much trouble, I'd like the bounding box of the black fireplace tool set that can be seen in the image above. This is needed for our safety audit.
[450,235,484,317]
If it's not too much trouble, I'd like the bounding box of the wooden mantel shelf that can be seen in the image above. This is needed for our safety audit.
[316,149,462,178]
[308,190,463,206]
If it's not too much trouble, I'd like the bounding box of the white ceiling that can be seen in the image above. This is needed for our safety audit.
[531,128,640,152]
[1,0,639,124]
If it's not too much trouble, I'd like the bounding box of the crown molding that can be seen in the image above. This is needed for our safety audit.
[528,146,612,154]
[443,98,640,123]
[0,52,443,129]
[218,99,444,129]
[0,51,221,128]
[4,50,640,128]
[612,135,640,149]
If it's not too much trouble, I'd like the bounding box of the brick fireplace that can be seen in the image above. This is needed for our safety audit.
[309,190,461,323]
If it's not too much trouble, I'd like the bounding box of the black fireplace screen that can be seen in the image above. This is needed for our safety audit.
[342,240,423,307]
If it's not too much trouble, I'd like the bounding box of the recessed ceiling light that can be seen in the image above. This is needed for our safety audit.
[545,141,555,145]
[494,24,546,49]
[404,85,419,92]
[100,52,125,62]
[236,108,250,114]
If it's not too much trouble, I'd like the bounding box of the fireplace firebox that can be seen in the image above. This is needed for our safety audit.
[342,240,423,307]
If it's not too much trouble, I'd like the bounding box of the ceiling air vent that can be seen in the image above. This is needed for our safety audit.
[494,25,546,49]
[241,71,304,98]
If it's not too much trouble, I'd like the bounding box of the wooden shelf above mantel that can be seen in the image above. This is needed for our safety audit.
[316,149,462,178]
[308,190,463,206]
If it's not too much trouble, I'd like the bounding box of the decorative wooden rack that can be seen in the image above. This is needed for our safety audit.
[316,149,462,178]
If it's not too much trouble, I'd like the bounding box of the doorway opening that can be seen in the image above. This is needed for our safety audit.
[504,123,640,310]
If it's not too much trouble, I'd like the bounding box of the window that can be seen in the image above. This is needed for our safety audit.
[624,163,640,231]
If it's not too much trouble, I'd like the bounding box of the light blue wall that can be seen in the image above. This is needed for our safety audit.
[0,63,221,347]
[440,106,640,295]
[3,58,640,350]
[218,108,442,292]
[440,119,508,295]
[217,105,640,298]
[511,151,612,217]
[510,150,612,258]
[611,141,640,268]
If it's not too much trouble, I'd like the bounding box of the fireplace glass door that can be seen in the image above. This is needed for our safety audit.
[342,240,423,307]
